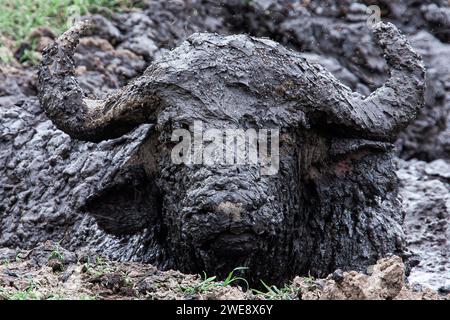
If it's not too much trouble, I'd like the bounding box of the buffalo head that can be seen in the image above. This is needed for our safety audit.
[38,21,425,284]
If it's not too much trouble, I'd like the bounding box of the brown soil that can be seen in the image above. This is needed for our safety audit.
[0,242,447,300]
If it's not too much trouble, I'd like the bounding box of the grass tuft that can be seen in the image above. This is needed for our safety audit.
[0,278,40,300]
[179,267,250,295]
[251,280,300,300]
[48,242,65,262]
[0,0,137,43]
[0,0,142,64]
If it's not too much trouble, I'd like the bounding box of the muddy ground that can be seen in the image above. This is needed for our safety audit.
[0,0,449,299]
[0,241,447,300]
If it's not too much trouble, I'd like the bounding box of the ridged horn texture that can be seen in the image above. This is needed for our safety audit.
[304,22,425,140]
[38,21,162,142]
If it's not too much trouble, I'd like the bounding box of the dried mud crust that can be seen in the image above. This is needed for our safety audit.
[397,159,450,293]
[0,243,447,300]
[0,242,251,300]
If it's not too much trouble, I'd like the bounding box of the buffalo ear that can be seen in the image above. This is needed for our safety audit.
[81,164,162,236]
[80,129,163,236]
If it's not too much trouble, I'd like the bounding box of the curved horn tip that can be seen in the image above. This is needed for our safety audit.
[55,20,95,49]
[370,21,425,75]
[66,19,95,35]
[370,21,403,44]
[370,21,395,32]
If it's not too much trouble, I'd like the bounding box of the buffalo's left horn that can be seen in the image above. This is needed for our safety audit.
[38,21,162,142]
